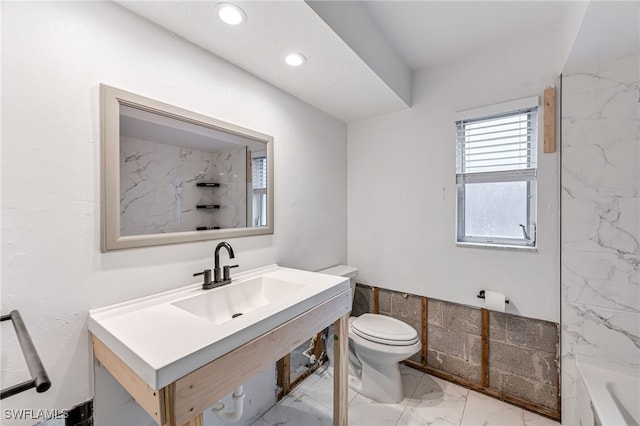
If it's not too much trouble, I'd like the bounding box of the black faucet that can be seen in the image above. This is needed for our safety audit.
[213,242,239,286]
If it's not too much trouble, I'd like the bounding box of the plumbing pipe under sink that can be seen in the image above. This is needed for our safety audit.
[211,385,245,423]
[301,334,323,365]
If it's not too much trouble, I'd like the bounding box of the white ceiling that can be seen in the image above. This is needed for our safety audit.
[117,1,637,123]
[361,1,572,70]
[117,0,408,123]
[565,1,640,68]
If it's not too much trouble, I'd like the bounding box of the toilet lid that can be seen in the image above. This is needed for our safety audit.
[351,314,419,346]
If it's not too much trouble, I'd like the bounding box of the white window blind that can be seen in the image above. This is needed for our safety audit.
[252,156,267,227]
[456,108,537,184]
[252,156,267,190]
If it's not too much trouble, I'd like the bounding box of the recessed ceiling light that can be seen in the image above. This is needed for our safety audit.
[285,53,306,67]
[215,3,246,25]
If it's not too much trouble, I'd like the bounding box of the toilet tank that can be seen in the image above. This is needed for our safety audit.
[319,265,358,303]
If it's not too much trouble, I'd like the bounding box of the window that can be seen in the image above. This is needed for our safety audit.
[252,156,267,227]
[455,98,538,247]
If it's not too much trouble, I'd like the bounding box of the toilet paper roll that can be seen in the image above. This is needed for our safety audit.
[484,291,506,312]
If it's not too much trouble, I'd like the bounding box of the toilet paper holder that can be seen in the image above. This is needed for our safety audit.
[477,290,509,304]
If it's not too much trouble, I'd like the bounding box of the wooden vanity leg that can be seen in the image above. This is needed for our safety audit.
[181,413,203,426]
[333,313,349,426]
[160,385,203,426]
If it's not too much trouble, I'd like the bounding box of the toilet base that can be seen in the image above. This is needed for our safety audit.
[326,357,404,403]
[357,358,404,403]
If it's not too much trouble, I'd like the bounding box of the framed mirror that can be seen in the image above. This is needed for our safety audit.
[100,84,273,251]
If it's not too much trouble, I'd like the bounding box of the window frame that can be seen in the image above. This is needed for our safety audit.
[252,155,268,227]
[455,97,539,249]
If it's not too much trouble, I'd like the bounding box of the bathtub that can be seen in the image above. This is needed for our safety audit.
[576,356,639,426]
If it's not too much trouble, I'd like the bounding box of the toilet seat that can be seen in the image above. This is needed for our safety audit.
[351,314,419,346]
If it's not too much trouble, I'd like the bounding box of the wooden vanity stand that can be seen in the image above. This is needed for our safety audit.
[91,291,350,426]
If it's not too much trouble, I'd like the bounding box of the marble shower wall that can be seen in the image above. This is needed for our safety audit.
[120,137,247,235]
[561,53,639,424]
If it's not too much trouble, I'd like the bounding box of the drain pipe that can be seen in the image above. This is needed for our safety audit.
[301,334,322,365]
[302,347,317,365]
[211,386,245,423]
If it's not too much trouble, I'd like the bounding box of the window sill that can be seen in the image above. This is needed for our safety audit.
[456,241,538,252]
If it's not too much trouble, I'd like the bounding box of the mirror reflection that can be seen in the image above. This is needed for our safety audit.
[119,105,267,235]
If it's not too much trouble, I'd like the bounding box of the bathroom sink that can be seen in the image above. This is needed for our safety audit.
[88,265,351,389]
[171,276,308,324]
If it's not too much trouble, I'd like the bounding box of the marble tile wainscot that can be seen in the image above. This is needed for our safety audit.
[352,284,560,420]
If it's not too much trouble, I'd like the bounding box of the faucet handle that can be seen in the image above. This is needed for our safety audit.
[193,269,213,289]
[223,264,239,281]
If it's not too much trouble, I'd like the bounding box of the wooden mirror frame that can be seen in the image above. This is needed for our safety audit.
[100,84,274,251]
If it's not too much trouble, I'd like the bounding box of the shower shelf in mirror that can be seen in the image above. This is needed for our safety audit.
[196,205,221,210]
[196,226,221,231]
[196,183,220,188]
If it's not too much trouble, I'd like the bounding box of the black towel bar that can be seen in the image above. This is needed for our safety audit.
[1,310,51,399]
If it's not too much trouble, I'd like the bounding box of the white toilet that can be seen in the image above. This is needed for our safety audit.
[320,265,421,404]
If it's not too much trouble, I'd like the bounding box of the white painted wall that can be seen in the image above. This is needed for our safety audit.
[348,28,563,323]
[1,2,347,424]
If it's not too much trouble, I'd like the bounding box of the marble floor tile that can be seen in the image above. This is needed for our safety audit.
[396,374,469,426]
[460,390,524,426]
[348,394,406,426]
[259,392,333,426]
[255,367,557,426]
[292,370,359,411]
[249,418,271,426]
[524,410,561,426]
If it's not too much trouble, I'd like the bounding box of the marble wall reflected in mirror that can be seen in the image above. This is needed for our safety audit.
[101,85,273,251]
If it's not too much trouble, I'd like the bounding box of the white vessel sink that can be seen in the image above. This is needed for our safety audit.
[88,265,351,389]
